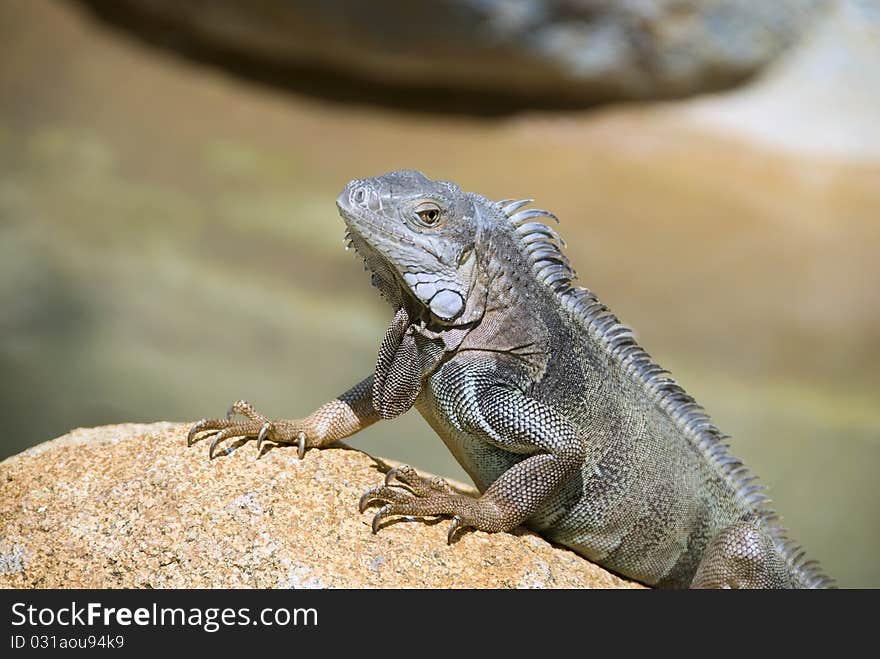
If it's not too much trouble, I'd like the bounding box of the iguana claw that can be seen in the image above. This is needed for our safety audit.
[371,504,393,533]
[187,420,206,446]
[447,516,465,543]
[208,432,224,460]
[256,422,271,451]
[358,488,379,513]
[384,466,401,486]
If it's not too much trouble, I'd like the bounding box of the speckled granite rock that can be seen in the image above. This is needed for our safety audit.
[0,423,641,588]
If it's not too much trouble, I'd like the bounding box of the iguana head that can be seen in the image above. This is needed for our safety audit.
[336,170,484,326]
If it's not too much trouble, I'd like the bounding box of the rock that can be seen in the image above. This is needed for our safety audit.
[0,423,641,588]
[77,0,827,106]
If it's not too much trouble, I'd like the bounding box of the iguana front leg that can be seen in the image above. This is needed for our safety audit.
[188,306,430,458]
[187,376,378,458]
[361,368,587,541]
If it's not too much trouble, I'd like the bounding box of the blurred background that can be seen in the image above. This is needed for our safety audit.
[0,0,877,586]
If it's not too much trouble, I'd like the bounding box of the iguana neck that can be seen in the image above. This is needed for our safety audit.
[457,222,552,379]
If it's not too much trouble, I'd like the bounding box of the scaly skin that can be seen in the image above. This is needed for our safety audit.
[189,170,833,589]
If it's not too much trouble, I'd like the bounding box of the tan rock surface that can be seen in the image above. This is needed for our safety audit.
[0,423,641,589]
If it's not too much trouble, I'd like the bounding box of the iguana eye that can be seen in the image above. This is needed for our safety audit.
[413,202,442,227]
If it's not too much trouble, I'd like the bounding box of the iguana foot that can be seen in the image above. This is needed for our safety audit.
[359,465,484,542]
[187,400,306,459]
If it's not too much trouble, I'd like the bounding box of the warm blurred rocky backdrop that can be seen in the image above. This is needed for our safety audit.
[0,0,877,586]
[77,0,827,109]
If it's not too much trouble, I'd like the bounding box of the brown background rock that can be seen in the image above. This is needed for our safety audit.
[0,423,641,588]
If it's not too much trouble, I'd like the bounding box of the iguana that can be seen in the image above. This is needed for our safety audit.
[188,170,832,589]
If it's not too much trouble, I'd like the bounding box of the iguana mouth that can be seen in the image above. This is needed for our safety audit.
[342,227,434,327]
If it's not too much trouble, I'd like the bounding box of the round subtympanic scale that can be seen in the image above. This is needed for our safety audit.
[429,289,464,320]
